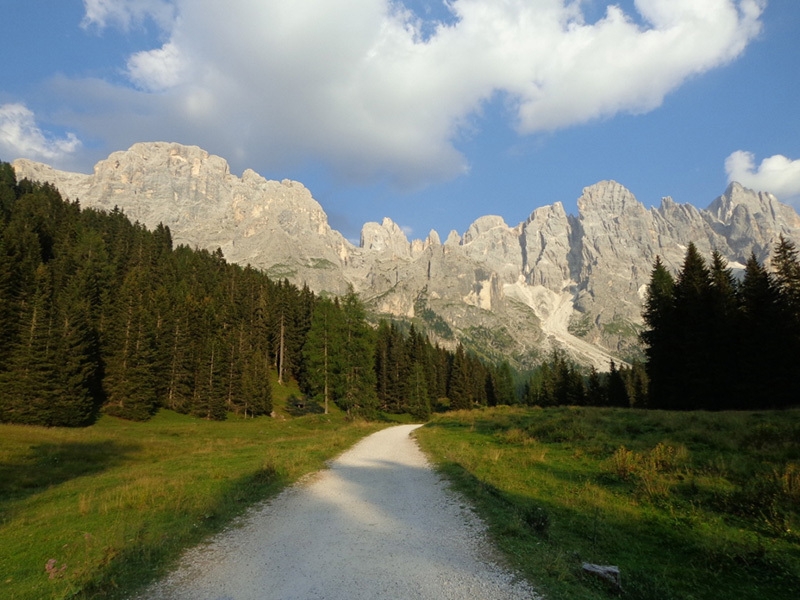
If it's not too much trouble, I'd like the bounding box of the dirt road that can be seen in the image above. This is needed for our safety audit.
[134,424,538,599]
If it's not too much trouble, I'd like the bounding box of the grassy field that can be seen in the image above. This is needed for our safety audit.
[0,401,386,600]
[415,406,800,600]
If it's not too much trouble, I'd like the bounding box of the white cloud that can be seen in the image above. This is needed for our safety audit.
[127,42,187,91]
[725,151,800,201]
[74,0,766,186]
[81,0,175,31]
[0,103,82,162]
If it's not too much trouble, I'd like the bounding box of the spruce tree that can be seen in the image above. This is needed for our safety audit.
[706,251,739,410]
[447,344,472,410]
[0,265,59,424]
[407,363,431,421]
[641,255,676,408]
[738,254,783,408]
[767,238,800,407]
[103,266,158,420]
[374,321,392,410]
[607,360,629,408]
[338,291,378,417]
[672,243,712,409]
[303,298,342,415]
[586,366,605,406]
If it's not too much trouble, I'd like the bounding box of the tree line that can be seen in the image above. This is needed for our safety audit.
[0,163,515,426]
[519,238,800,412]
[521,350,648,409]
[642,240,800,410]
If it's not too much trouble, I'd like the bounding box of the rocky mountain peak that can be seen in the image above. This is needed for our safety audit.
[360,217,411,258]
[577,180,641,215]
[463,215,509,244]
[707,181,788,225]
[444,230,462,247]
[12,143,800,371]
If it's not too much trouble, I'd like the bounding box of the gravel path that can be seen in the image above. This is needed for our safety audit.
[134,424,539,600]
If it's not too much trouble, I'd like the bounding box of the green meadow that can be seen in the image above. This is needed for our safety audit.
[4,401,799,600]
[0,397,385,600]
[415,406,800,600]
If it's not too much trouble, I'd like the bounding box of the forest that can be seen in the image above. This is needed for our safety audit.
[642,240,800,410]
[2,161,798,427]
[522,237,800,410]
[521,239,800,411]
[0,162,514,426]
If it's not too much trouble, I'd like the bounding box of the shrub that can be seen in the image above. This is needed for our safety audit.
[608,446,640,480]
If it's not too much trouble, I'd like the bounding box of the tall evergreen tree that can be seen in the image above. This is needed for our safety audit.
[736,255,777,408]
[773,235,800,319]
[641,256,676,408]
[447,344,472,410]
[338,291,378,417]
[103,266,158,420]
[766,238,800,407]
[607,360,629,407]
[0,265,59,424]
[407,362,431,421]
[303,298,342,415]
[671,243,712,409]
[586,366,606,406]
[705,251,739,409]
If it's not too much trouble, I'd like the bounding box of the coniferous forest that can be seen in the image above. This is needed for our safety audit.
[2,161,798,426]
[641,241,800,410]
[0,163,513,426]
[521,241,800,411]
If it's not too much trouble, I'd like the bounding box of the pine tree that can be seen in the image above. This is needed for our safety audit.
[490,361,516,406]
[0,161,17,221]
[51,284,101,426]
[766,238,800,408]
[738,254,783,408]
[303,298,342,415]
[705,251,739,410]
[0,265,59,424]
[672,243,712,409]
[338,291,378,417]
[103,266,158,420]
[773,235,800,318]
[447,344,472,410]
[641,255,676,408]
[374,321,392,411]
[586,366,605,406]
[240,346,273,417]
[407,363,431,421]
[607,360,629,407]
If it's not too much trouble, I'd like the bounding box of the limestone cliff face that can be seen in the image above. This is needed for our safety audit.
[13,143,800,369]
[15,143,355,293]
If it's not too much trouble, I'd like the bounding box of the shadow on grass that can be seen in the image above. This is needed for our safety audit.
[284,395,327,417]
[79,464,293,600]
[432,457,800,600]
[0,440,139,504]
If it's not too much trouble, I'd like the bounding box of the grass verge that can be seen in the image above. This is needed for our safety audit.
[414,406,800,600]
[1,410,385,599]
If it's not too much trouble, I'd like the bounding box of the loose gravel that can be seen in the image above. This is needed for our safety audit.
[133,424,540,600]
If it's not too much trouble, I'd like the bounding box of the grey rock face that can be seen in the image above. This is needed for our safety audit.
[13,144,800,370]
[15,142,356,293]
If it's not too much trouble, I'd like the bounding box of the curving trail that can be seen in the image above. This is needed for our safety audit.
[134,424,539,600]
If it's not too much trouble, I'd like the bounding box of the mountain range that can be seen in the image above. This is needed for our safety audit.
[13,142,800,369]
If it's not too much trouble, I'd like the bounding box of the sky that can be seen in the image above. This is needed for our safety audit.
[1,0,799,243]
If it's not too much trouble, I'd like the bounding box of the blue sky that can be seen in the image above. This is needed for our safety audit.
[2,0,799,243]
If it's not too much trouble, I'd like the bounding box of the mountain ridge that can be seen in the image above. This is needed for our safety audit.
[13,142,800,369]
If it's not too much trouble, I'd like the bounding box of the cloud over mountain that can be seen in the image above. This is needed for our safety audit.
[60,1,767,185]
[725,150,800,205]
[0,103,82,163]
